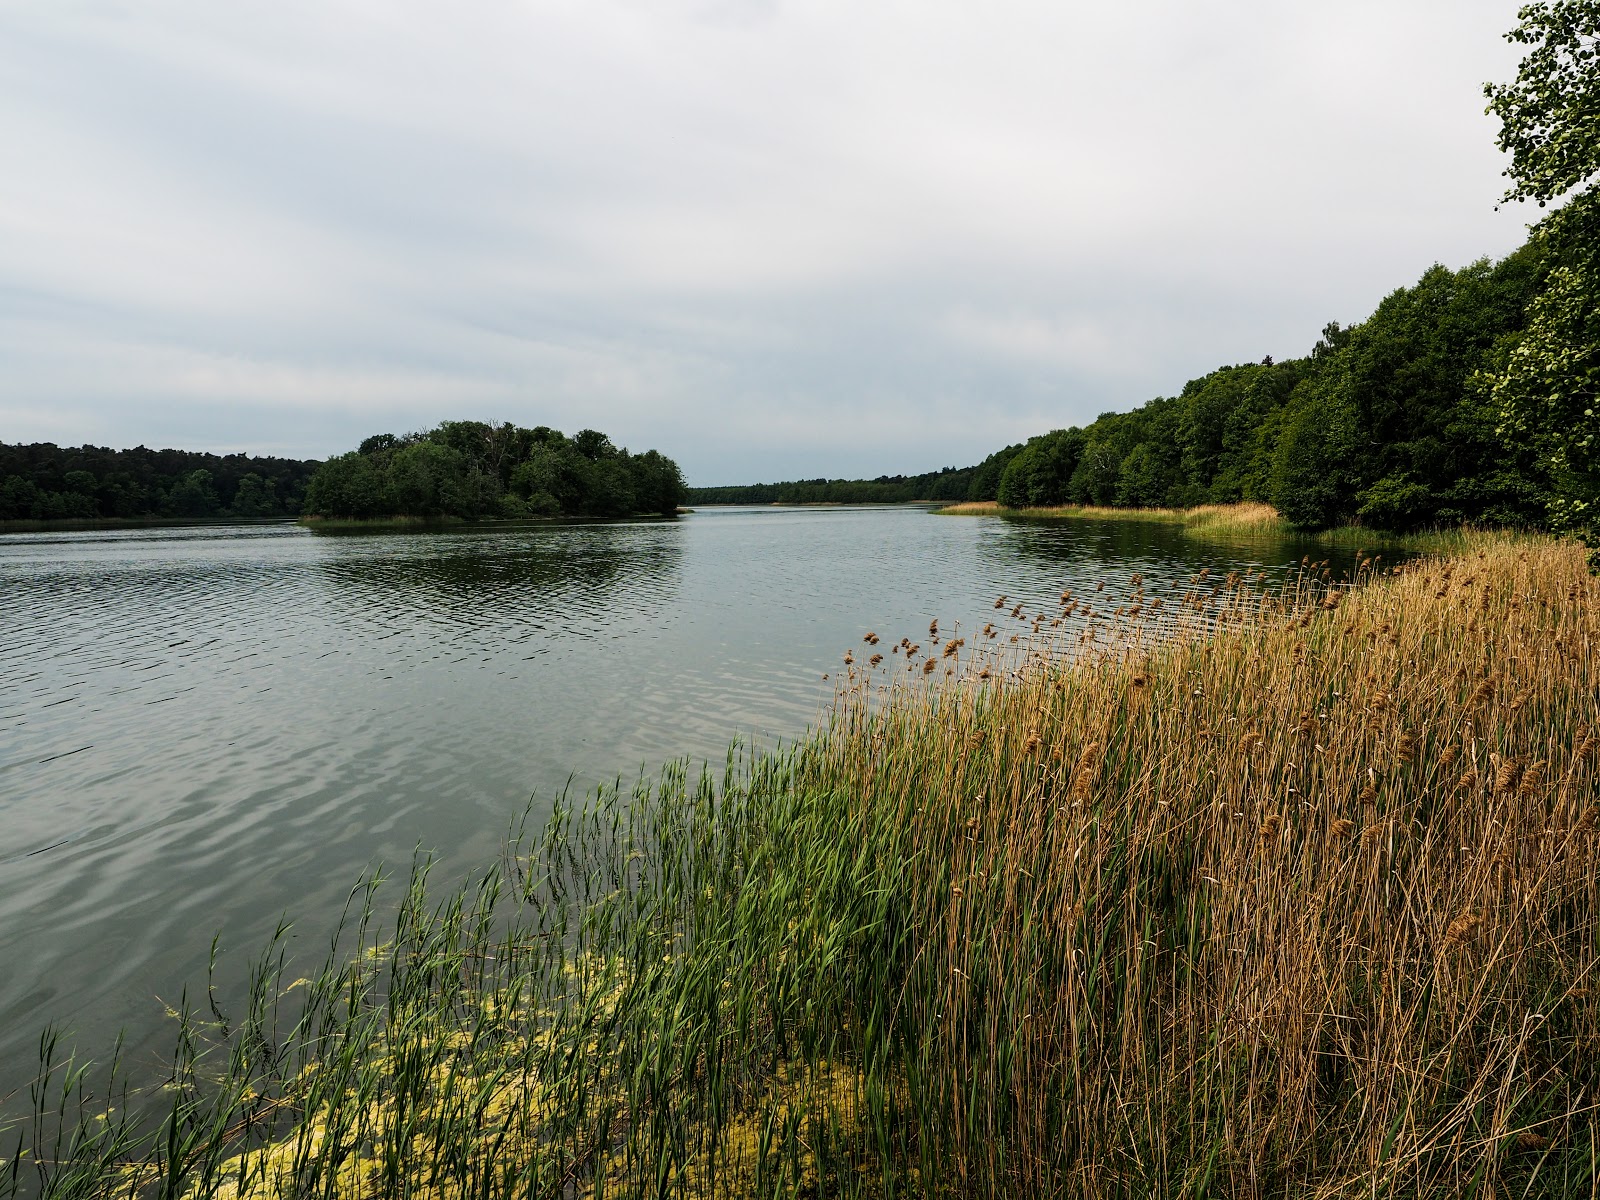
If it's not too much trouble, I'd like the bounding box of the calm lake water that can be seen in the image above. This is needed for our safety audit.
[0,505,1379,1102]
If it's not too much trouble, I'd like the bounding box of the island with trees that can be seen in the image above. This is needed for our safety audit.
[301,420,688,522]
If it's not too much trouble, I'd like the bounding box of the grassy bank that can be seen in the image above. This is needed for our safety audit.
[8,539,1598,1198]
[936,499,1511,554]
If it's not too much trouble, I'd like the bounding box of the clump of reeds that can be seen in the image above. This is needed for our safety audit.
[7,539,1598,1199]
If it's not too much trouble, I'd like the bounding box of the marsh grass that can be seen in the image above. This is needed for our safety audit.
[6,539,1598,1198]
[935,500,1534,555]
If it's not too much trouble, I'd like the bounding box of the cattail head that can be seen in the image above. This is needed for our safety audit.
[1330,818,1355,840]
[1395,732,1417,763]
[1439,744,1459,769]
[1443,908,1481,950]
[1493,754,1523,795]
[1518,760,1546,797]
[1071,741,1102,800]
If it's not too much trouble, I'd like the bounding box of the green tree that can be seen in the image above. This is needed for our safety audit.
[62,470,98,498]
[304,453,386,518]
[583,458,637,517]
[1270,387,1357,529]
[167,469,221,517]
[0,475,43,519]
[230,472,279,518]
[1485,0,1600,208]
[627,449,688,517]
[1114,443,1166,507]
[1486,0,1600,567]
[389,441,472,517]
[1068,437,1122,505]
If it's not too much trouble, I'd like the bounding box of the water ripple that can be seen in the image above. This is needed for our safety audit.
[0,508,1371,1099]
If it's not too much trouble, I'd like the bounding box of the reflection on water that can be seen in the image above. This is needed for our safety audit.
[0,507,1381,1098]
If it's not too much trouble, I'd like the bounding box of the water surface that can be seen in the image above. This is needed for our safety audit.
[0,506,1379,1098]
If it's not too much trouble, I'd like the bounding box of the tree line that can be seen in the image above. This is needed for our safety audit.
[0,442,317,521]
[980,245,1549,529]
[303,421,687,520]
[690,245,1550,532]
[696,1,1600,567]
[688,466,977,506]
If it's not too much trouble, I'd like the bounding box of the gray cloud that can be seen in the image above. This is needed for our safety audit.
[0,0,1537,483]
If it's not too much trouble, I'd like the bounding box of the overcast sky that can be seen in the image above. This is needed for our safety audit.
[0,1,1542,485]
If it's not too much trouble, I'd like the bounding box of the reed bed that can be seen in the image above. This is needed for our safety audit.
[6,539,1598,1199]
[934,499,1509,554]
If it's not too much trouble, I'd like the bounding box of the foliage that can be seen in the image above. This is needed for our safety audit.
[0,443,318,522]
[1485,2,1600,568]
[1485,0,1600,207]
[302,421,687,521]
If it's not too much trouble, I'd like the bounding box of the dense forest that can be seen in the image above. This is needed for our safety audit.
[303,420,687,520]
[978,245,1550,529]
[697,225,1594,560]
[0,442,318,521]
[688,248,1550,529]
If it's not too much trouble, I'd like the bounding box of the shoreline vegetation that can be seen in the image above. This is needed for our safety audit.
[11,531,1597,1198]
[936,499,1503,554]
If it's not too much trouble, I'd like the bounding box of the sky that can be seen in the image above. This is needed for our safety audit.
[0,1,1545,486]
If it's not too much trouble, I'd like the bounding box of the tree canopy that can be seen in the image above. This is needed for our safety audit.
[303,421,687,521]
[0,443,316,522]
[1485,0,1600,207]
[1485,0,1600,567]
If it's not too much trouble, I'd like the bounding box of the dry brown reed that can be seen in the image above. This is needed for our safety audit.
[803,537,1600,1197]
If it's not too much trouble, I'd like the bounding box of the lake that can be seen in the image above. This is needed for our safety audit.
[0,505,1377,1103]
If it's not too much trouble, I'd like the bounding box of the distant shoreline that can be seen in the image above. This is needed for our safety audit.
[0,515,300,534]
[0,511,692,535]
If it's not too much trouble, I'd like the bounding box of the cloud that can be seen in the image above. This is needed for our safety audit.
[0,0,1540,482]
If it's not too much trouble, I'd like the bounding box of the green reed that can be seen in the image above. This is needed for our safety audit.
[5,538,1597,1198]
